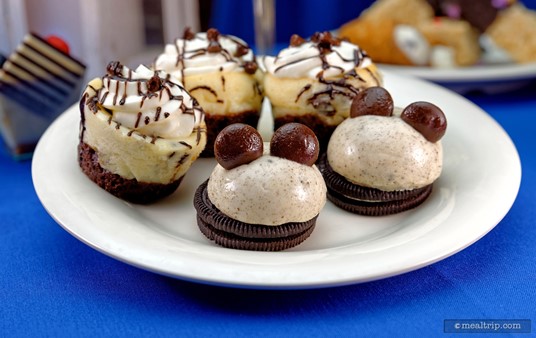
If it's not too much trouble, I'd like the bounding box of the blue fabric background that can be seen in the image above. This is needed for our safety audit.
[2,1,536,336]
[210,0,536,47]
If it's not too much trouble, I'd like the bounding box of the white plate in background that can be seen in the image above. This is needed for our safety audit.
[379,62,536,93]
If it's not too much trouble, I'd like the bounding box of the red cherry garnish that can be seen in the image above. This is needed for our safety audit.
[46,35,70,55]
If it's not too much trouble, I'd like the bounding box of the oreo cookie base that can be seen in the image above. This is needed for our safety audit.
[318,155,433,216]
[194,180,317,251]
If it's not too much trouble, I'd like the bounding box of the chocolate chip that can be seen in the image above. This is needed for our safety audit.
[270,123,319,166]
[207,28,220,41]
[214,123,264,170]
[147,75,162,92]
[311,32,322,43]
[318,41,332,54]
[106,61,123,76]
[207,41,222,53]
[290,34,306,47]
[183,27,195,40]
[311,31,342,54]
[350,86,394,118]
[401,101,447,142]
[235,44,249,57]
[243,61,258,74]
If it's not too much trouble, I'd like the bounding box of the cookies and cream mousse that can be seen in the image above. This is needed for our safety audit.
[79,61,206,203]
[208,147,326,226]
[154,28,263,156]
[328,110,443,191]
[320,86,447,215]
[194,123,326,251]
[263,31,382,149]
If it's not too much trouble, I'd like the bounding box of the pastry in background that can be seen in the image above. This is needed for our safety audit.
[362,0,434,25]
[339,0,435,66]
[340,0,536,66]
[263,31,382,150]
[0,33,86,157]
[417,18,481,67]
[319,87,446,216]
[428,0,536,64]
[194,123,326,251]
[339,0,481,67]
[154,28,263,157]
[485,4,536,64]
[79,61,206,204]
[426,0,517,32]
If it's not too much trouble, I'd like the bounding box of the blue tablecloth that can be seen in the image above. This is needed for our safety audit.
[2,1,536,336]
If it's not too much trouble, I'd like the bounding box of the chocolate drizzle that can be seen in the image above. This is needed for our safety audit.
[84,61,205,141]
[295,84,312,103]
[272,32,378,115]
[274,31,366,78]
[169,27,257,82]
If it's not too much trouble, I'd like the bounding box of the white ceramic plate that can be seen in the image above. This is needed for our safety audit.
[32,71,521,289]
[379,62,536,94]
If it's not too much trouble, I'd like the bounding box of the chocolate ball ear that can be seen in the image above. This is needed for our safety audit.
[350,86,394,118]
[214,123,264,170]
[401,101,447,142]
[270,123,319,166]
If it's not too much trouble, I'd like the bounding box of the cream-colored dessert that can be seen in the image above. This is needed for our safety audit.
[339,0,436,66]
[79,61,206,203]
[417,18,481,67]
[263,31,382,149]
[194,122,325,251]
[319,86,446,215]
[208,147,326,226]
[486,4,536,64]
[154,28,263,156]
[327,108,443,192]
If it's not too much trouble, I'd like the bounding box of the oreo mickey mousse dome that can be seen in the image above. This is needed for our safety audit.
[319,87,447,216]
[194,123,327,251]
[263,31,382,150]
[79,61,207,204]
[154,28,263,156]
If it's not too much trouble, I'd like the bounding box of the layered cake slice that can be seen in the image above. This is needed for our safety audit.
[0,33,86,156]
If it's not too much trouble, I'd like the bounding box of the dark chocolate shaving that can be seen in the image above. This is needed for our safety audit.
[147,74,162,92]
[290,34,306,47]
[106,61,123,76]
[183,27,195,40]
[243,61,258,74]
[234,44,249,57]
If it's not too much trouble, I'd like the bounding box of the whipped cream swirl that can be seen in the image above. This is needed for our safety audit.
[154,28,257,83]
[96,62,204,139]
[264,32,372,79]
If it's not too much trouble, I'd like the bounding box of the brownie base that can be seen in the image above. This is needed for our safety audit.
[78,142,183,204]
[318,154,433,216]
[202,110,260,157]
[194,179,317,251]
